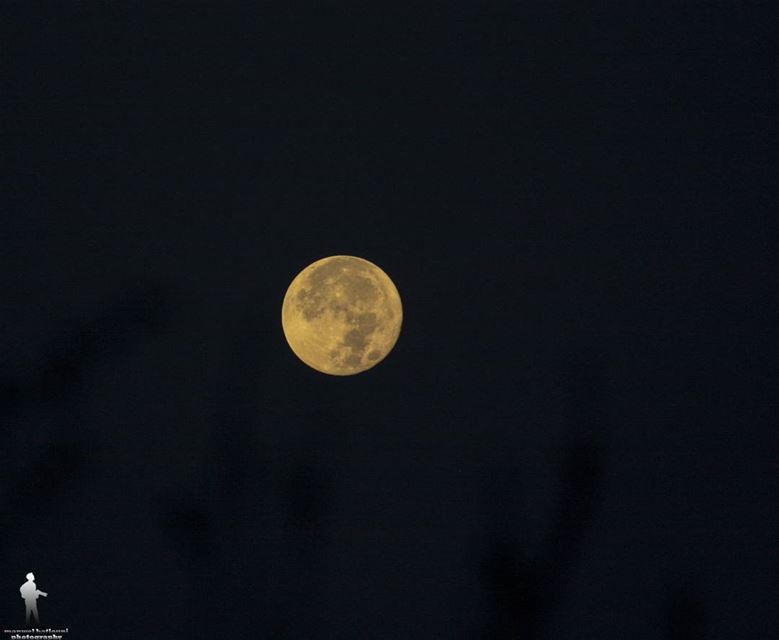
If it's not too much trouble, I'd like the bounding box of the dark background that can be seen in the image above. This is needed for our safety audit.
[1,3,774,638]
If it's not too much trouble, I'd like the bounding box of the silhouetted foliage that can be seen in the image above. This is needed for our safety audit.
[0,282,168,533]
[481,351,606,639]
[666,585,707,640]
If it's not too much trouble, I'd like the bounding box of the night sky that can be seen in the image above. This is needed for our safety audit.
[1,3,774,639]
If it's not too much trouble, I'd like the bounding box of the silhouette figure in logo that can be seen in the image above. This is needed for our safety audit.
[20,572,47,625]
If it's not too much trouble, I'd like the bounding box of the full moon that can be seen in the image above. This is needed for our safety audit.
[281,255,403,375]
